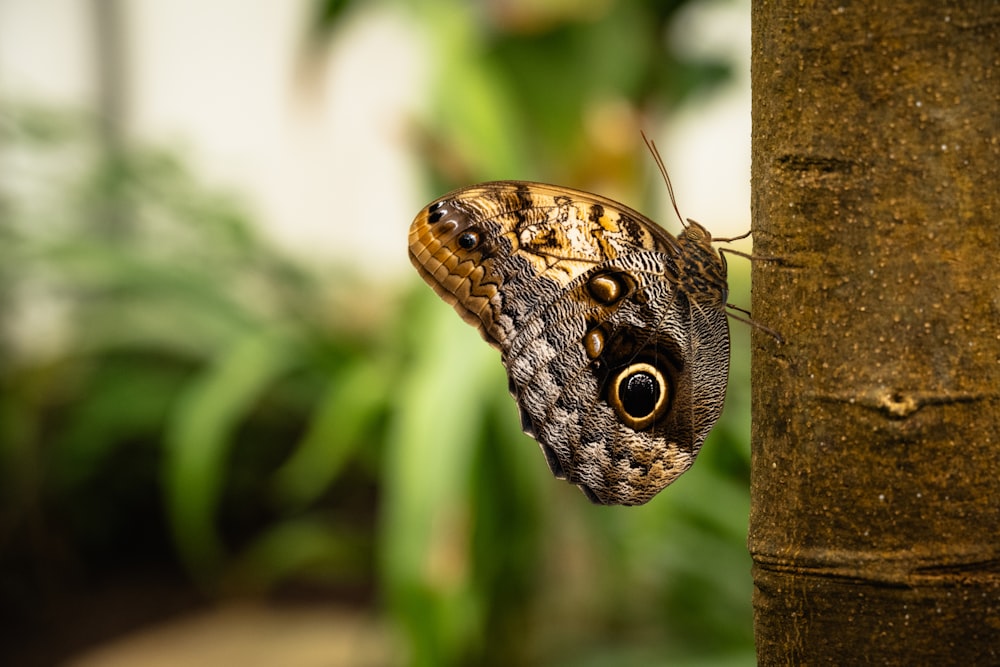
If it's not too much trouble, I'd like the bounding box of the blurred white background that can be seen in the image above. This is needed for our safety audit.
[0,0,750,279]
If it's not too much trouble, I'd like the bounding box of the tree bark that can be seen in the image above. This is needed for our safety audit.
[750,1,1000,663]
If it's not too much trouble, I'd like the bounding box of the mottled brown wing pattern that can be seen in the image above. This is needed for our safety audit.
[408,181,730,505]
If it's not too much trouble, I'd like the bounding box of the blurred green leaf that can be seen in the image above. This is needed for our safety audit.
[307,0,360,40]
[164,329,298,578]
[228,514,369,592]
[421,3,529,181]
[382,289,505,666]
[271,355,390,510]
[51,352,191,489]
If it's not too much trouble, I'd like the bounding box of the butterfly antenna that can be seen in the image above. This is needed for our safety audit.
[641,130,687,229]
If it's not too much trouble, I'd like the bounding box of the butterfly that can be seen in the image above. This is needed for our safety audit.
[408,137,769,505]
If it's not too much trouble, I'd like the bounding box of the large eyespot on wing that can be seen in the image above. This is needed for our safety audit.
[607,361,672,431]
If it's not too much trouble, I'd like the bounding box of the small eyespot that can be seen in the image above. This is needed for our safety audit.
[427,201,446,223]
[583,327,605,360]
[458,231,480,249]
[586,270,633,306]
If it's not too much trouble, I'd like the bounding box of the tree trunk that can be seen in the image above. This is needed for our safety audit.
[91,0,130,237]
[750,1,1000,663]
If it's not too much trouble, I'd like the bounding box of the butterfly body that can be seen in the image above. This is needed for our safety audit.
[409,181,729,505]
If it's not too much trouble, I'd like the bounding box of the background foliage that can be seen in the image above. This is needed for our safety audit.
[0,0,754,664]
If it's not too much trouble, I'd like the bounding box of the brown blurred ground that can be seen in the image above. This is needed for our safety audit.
[67,603,394,667]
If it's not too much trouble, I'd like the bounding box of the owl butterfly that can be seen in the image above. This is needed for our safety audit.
[409,136,772,505]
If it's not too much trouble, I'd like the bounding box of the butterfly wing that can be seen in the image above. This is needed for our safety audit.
[408,181,729,505]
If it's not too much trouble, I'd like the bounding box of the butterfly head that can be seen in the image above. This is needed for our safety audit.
[680,218,713,245]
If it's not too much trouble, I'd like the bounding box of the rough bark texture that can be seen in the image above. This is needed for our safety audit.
[750,1,1000,663]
